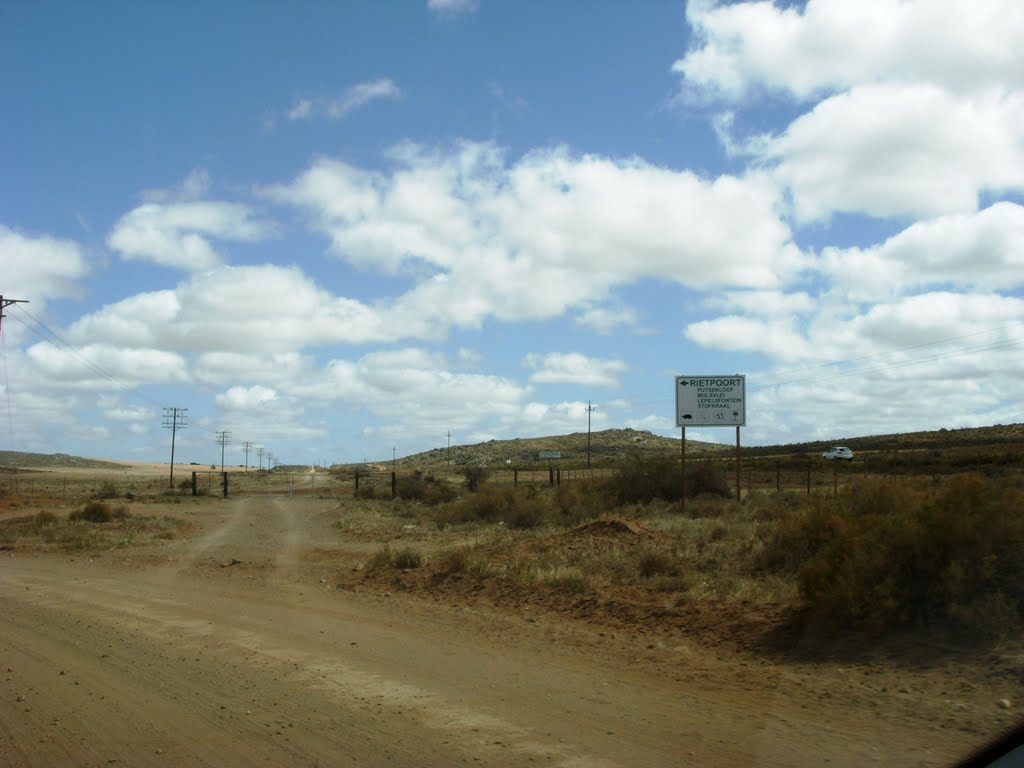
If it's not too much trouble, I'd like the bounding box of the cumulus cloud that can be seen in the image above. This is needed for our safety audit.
[266,141,804,334]
[675,0,1024,101]
[215,385,278,410]
[0,225,88,303]
[67,264,391,353]
[108,200,273,272]
[821,203,1024,300]
[287,79,402,122]
[25,343,189,388]
[678,1,1024,224]
[524,352,627,387]
[750,84,1024,221]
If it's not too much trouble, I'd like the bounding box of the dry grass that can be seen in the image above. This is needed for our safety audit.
[0,507,190,553]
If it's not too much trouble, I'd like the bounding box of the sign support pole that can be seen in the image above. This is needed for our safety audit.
[735,426,741,502]
[680,427,686,515]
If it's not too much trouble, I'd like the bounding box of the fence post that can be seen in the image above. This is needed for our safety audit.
[223,472,229,498]
[391,471,396,499]
[514,469,518,488]
[354,471,360,492]
[806,460,811,496]
[192,471,197,497]
[556,469,561,486]
[776,460,781,493]
[549,468,554,486]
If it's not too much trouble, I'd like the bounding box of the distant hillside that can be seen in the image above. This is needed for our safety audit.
[0,451,128,471]
[346,422,1024,471]
[349,429,727,471]
[742,423,1024,457]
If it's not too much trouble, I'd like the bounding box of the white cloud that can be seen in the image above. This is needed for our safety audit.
[287,79,402,122]
[267,142,804,334]
[0,225,88,303]
[25,343,189,388]
[750,84,1024,221]
[675,0,1024,101]
[822,202,1024,301]
[685,316,814,362]
[307,348,531,434]
[108,201,273,272]
[524,352,627,387]
[574,305,638,333]
[427,0,478,17]
[67,264,391,352]
[215,385,278,410]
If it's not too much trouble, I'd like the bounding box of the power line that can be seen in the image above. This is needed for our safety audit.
[8,304,161,407]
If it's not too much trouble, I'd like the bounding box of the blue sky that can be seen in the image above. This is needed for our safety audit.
[2,0,1023,466]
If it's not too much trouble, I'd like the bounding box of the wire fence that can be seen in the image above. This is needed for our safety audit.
[2,455,1018,503]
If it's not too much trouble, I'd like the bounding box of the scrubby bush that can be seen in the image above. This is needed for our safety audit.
[94,480,121,499]
[553,482,609,524]
[366,544,423,570]
[442,485,554,529]
[69,500,113,523]
[461,465,491,492]
[762,474,1024,640]
[392,547,424,570]
[602,456,731,507]
[395,471,458,505]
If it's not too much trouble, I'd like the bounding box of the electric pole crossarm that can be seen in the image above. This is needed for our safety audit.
[0,296,29,335]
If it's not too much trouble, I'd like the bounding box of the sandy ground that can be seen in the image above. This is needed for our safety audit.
[0,494,1017,767]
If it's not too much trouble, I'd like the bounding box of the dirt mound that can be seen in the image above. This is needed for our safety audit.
[571,517,646,536]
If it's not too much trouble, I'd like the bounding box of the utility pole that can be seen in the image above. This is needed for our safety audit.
[241,441,253,472]
[0,296,29,335]
[256,446,265,471]
[162,407,188,489]
[215,430,231,473]
[586,400,597,469]
[447,431,451,467]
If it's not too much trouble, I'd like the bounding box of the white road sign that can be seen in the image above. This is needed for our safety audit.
[675,375,745,427]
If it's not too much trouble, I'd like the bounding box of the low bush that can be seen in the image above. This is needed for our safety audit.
[69,500,113,523]
[94,480,121,499]
[762,474,1024,640]
[392,547,424,570]
[602,456,732,506]
[442,485,554,529]
[395,471,457,505]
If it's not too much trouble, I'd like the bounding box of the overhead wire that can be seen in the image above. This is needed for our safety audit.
[7,304,163,408]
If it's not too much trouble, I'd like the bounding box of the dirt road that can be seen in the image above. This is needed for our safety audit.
[0,496,976,766]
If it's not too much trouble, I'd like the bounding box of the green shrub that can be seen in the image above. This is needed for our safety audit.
[367,545,394,570]
[602,456,731,507]
[638,549,678,578]
[461,465,491,492]
[395,471,457,505]
[768,474,1024,639]
[392,547,423,570]
[553,483,609,524]
[69,501,113,523]
[443,485,553,529]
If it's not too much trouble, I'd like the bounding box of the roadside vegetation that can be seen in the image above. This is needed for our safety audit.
[0,499,191,553]
[353,460,1024,650]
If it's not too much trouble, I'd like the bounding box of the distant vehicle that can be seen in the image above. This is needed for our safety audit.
[822,446,854,461]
